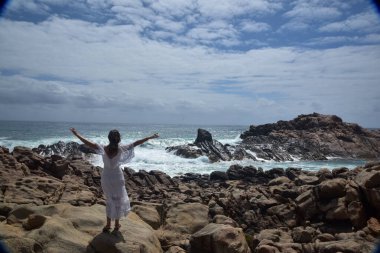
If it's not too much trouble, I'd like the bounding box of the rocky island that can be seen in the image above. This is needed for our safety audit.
[167,113,380,162]
[0,113,379,253]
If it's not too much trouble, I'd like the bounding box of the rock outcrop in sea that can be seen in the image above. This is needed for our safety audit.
[167,113,380,162]
[166,128,255,162]
[1,143,380,252]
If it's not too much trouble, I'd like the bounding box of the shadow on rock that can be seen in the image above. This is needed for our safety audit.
[86,231,126,253]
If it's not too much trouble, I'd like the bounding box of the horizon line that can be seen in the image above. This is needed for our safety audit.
[0,118,250,127]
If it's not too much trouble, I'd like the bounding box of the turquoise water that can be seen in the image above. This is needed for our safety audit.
[0,120,367,176]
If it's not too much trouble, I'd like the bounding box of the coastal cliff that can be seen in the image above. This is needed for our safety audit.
[1,143,380,253]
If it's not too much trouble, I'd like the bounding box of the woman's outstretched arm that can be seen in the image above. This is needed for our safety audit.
[70,128,98,150]
[133,133,159,147]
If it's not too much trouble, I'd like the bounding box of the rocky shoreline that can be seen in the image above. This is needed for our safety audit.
[1,143,380,253]
[1,113,380,253]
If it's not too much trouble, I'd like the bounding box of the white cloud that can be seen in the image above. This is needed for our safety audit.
[319,11,380,33]
[186,21,238,44]
[361,33,380,43]
[284,5,341,21]
[154,16,185,33]
[196,0,282,19]
[278,21,309,31]
[240,20,271,32]
[279,0,345,33]
[5,0,50,14]
[1,1,380,126]
[306,33,380,46]
[149,0,197,18]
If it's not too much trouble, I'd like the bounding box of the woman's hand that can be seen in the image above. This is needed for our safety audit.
[70,128,78,136]
[150,133,159,139]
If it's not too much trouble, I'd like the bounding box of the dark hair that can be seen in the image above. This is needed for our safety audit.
[108,129,121,154]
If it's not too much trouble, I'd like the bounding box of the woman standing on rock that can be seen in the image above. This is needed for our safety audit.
[70,128,159,232]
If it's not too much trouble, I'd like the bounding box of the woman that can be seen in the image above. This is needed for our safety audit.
[70,128,159,232]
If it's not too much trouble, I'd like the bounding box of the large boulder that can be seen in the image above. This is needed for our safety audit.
[89,212,163,253]
[58,179,98,206]
[355,168,380,213]
[190,223,251,253]
[295,189,318,220]
[226,165,257,180]
[355,170,380,188]
[0,149,29,185]
[317,178,347,199]
[12,146,47,171]
[164,203,209,235]
[132,204,161,230]
[157,202,209,250]
[316,239,374,253]
[2,204,163,253]
[195,129,213,144]
[3,176,65,205]
[166,145,203,159]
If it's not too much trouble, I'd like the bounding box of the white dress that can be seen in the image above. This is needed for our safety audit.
[95,143,134,219]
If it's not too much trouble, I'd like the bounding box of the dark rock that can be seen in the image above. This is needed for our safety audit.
[0,146,9,153]
[180,173,202,182]
[22,214,46,230]
[295,190,318,220]
[166,144,203,159]
[210,171,228,181]
[355,168,380,213]
[317,168,333,181]
[0,203,14,217]
[332,167,350,178]
[167,129,256,162]
[194,129,213,144]
[265,168,285,179]
[226,165,257,181]
[32,141,95,157]
[285,167,302,180]
[318,221,353,234]
[347,201,367,229]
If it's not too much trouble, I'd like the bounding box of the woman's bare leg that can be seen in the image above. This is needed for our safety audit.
[102,216,111,232]
[115,219,120,230]
[106,217,111,228]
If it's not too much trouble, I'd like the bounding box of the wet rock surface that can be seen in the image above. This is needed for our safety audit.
[0,145,379,252]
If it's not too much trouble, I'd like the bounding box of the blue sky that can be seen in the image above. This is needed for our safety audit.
[0,0,380,127]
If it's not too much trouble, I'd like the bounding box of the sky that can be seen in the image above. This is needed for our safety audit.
[0,0,380,127]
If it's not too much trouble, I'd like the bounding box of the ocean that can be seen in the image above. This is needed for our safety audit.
[0,120,366,176]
